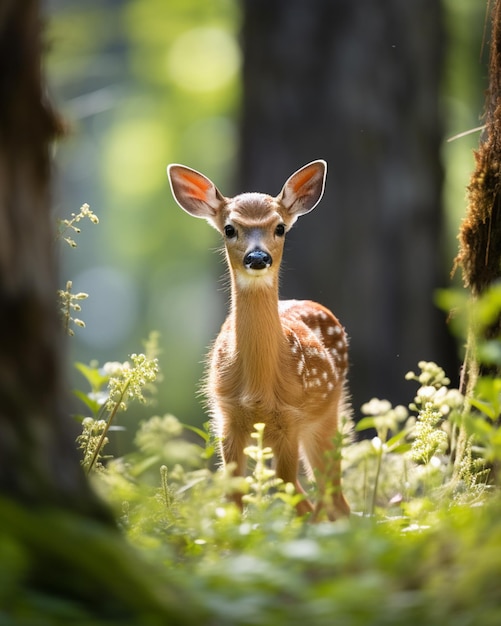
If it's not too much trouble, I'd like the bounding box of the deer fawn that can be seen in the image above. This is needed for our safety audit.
[167,160,350,520]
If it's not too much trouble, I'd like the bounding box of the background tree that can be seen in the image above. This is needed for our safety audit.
[238,0,457,412]
[0,0,106,516]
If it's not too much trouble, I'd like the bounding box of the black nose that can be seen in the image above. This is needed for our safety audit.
[244,249,272,270]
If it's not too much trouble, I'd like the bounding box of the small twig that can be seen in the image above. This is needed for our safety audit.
[447,125,485,143]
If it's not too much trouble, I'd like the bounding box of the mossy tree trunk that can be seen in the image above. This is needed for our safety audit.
[450,1,501,481]
[455,1,501,306]
[0,0,109,519]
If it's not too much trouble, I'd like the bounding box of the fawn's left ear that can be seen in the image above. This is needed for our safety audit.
[278,160,327,218]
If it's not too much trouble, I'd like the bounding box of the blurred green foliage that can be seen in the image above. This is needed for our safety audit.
[5,340,501,623]
[48,0,241,434]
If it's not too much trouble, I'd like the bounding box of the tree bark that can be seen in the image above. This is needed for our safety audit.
[238,0,455,412]
[0,0,108,518]
[455,0,501,298]
[454,0,501,390]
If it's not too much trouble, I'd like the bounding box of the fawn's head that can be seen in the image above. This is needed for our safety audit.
[167,160,326,288]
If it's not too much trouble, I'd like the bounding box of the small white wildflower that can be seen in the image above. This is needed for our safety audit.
[417,386,436,401]
[394,405,409,421]
[361,398,392,415]
[430,456,442,468]
[101,361,129,377]
[88,391,108,406]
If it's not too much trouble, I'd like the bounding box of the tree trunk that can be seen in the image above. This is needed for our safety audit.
[455,1,501,298]
[0,0,109,518]
[238,0,455,412]
[0,4,190,621]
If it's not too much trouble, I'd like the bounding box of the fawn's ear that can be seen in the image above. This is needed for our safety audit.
[167,164,224,218]
[278,160,327,217]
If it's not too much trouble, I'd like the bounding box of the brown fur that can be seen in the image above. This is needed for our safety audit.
[168,160,350,520]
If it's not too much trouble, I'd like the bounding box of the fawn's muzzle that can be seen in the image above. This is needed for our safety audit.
[244,249,272,270]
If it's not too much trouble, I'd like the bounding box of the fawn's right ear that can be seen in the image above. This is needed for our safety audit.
[167,164,224,218]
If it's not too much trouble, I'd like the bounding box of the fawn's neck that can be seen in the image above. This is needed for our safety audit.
[229,274,285,400]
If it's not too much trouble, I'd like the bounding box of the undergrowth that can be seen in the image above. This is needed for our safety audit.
[6,205,501,624]
[70,348,501,625]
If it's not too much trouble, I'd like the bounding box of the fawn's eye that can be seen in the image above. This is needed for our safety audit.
[275,223,286,237]
[224,224,237,238]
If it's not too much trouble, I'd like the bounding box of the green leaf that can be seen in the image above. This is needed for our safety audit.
[386,428,410,451]
[390,442,412,455]
[477,340,501,366]
[74,361,109,393]
[129,453,161,477]
[183,422,210,443]
[476,283,501,329]
[463,412,497,436]
[469,398,497,420]
[355,416,377,432]
[73,389,102,417]
[200,444,215,460]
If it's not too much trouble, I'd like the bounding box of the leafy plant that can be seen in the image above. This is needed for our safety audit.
[355,398,409,515]
[76,350,160,472]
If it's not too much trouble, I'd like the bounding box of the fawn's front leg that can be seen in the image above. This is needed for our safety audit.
[273,434,315,517]
[219,423,248,509]
[302,432,350,521]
